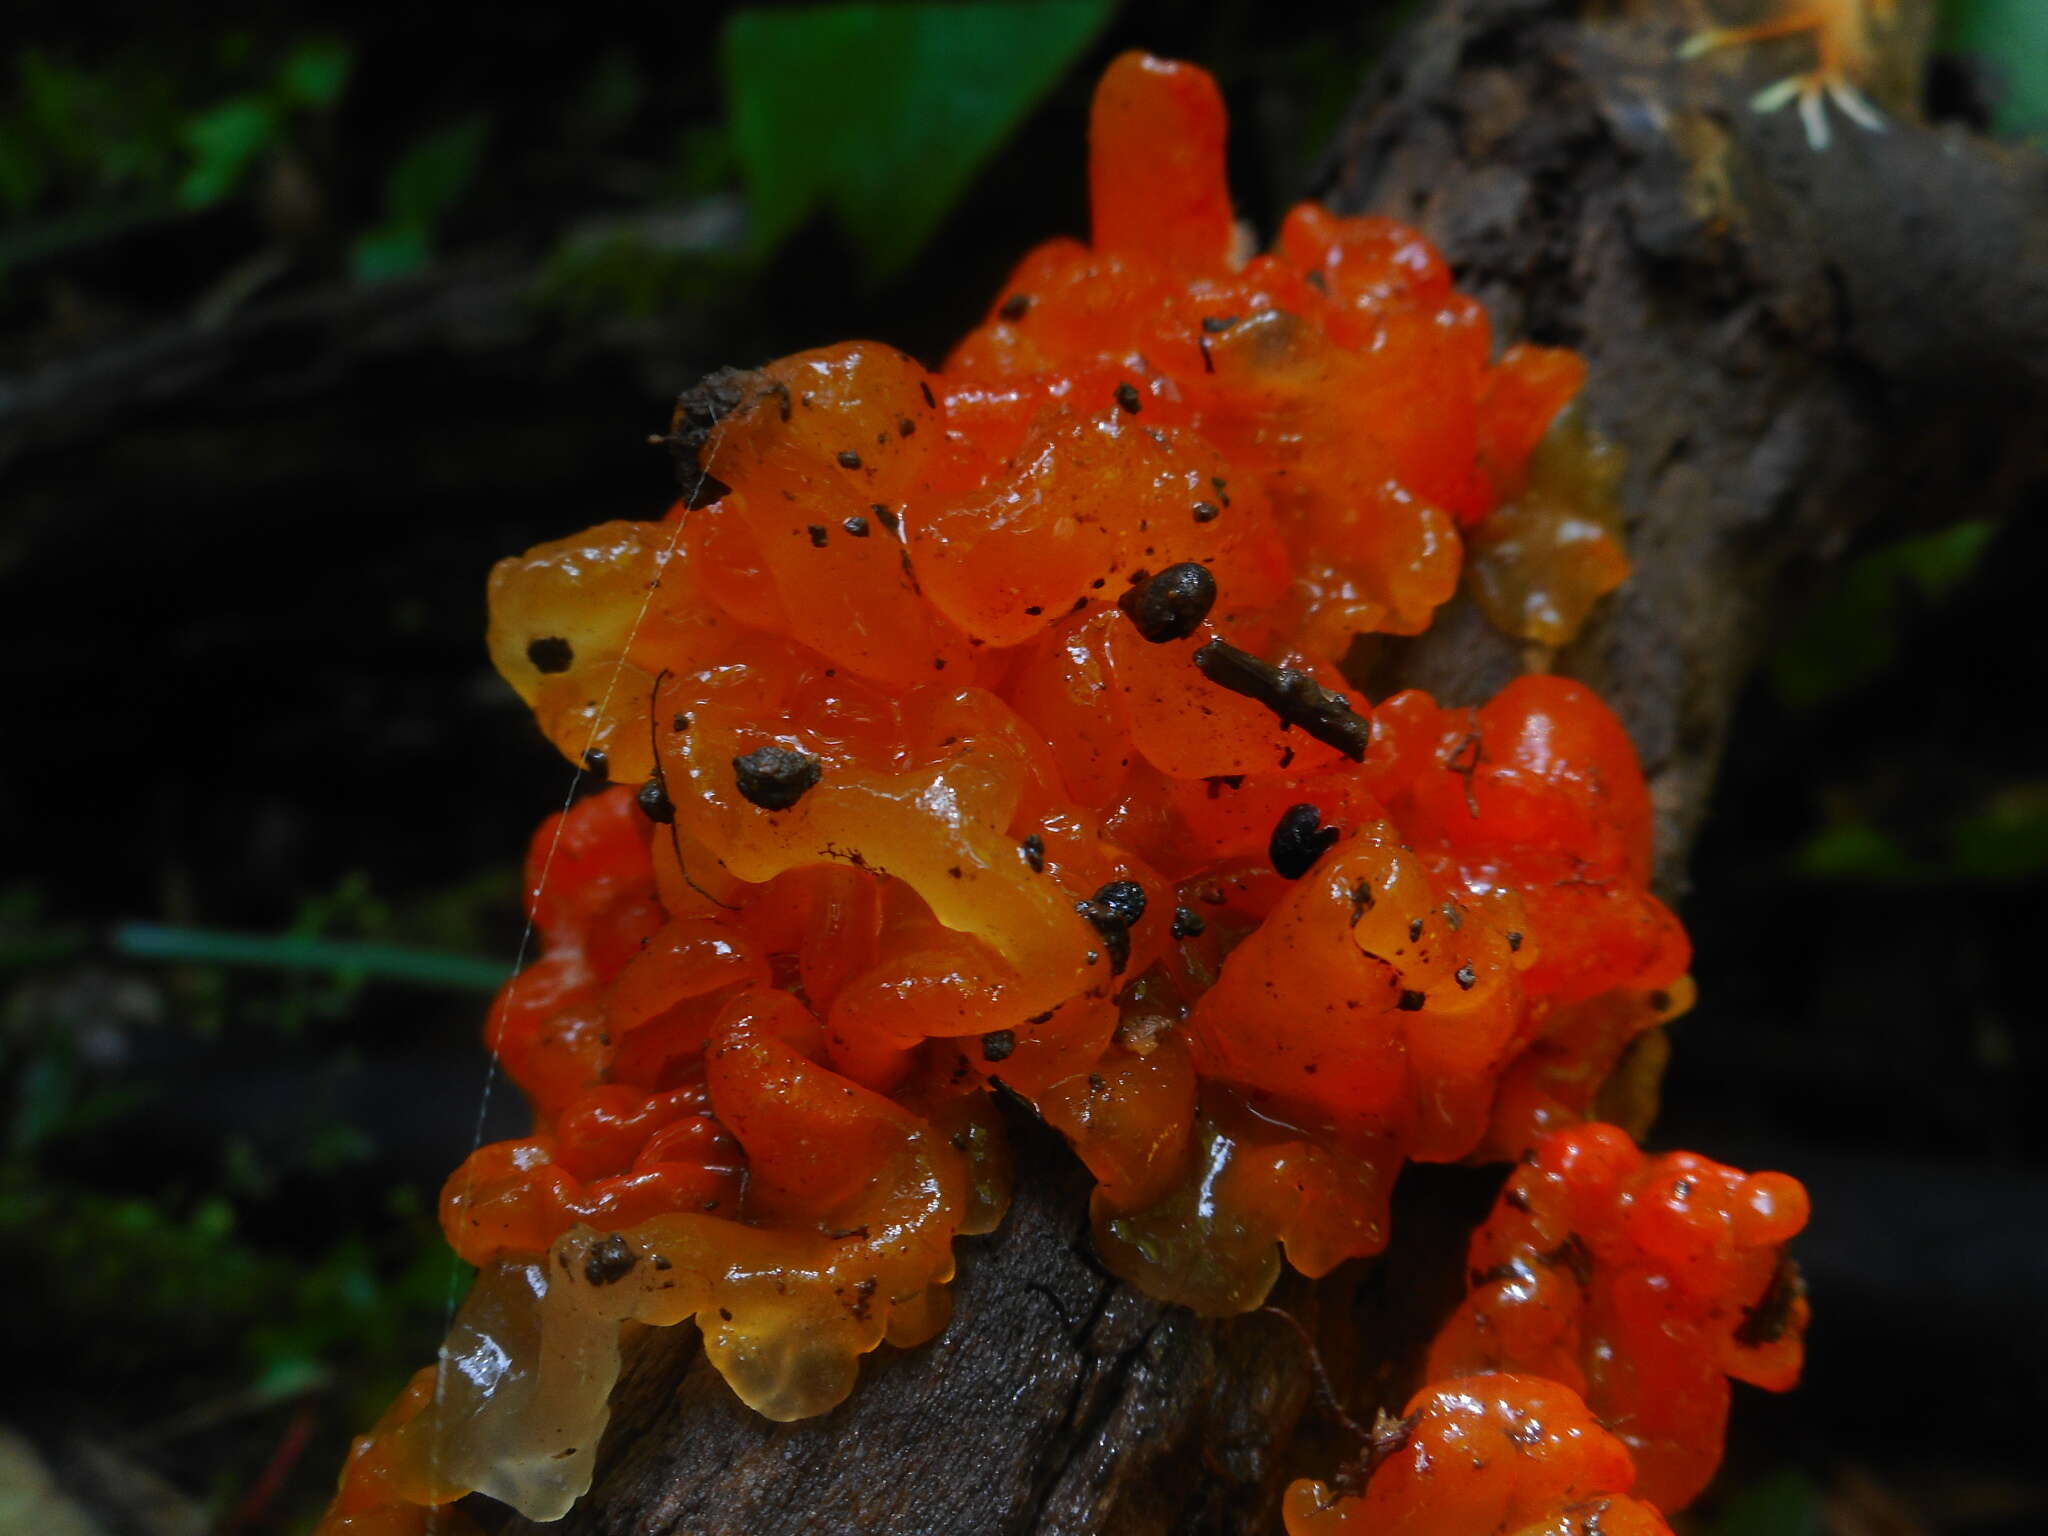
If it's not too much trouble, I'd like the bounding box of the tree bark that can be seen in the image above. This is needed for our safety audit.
[496,2,2048,1531]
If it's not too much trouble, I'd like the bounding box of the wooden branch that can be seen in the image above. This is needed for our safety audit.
[494,3,2048,1531]
[1341,0,2048,890]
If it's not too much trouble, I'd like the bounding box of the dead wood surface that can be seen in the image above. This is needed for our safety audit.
[497,3,2048,1532]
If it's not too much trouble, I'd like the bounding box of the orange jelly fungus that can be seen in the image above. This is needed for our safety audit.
[1427,1124,1812,1511]
[1283,1374,1676,1536]
[316,52,1805,1534]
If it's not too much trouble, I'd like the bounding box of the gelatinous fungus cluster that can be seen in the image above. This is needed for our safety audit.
[316,53,1808,1536]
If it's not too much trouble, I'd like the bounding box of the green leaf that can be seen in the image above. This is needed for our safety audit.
[350,224,430,283]
[352,116,491,284]
[722,0,1114,281]
[384,115,490,227]
[1792,820,1919,884]
[1939,0,2048,139]
[177,95,279,208]
[1705,1466,1823,1536]
[276,38,354,109]
[1770,520,1996,710]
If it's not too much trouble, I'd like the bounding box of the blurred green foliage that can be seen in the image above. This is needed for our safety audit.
[1798,779,2048,885]
[1771,517,2048,889]
[9,1,2043,305]
[1770,520,1994,712]
[1704,1467,1824,1536]
[722,0,1113,280]
[0,37,352,276]
[0,870,502,1506]
[1939,0,2048,139]
[352,114,491,283]
[178,38,352,209]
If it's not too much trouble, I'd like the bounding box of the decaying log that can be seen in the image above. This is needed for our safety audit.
[497,3,2048,1531]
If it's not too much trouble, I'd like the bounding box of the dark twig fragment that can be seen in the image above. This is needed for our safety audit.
[1193,639,1371,760]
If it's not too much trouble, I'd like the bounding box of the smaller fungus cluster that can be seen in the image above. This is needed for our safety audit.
[315,53,1807,1536]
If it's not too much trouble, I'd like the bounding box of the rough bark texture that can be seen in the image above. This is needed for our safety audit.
[495,2,2048,1531]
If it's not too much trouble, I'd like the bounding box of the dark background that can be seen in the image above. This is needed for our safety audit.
[3,2,2044,1531]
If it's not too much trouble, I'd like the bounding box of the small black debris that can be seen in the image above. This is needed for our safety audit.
[733,745,823,810]
[1115,381,1142,414]
[527,636,574,674]
[660,366,775,507]
[1270,803,1339,879]
[1075,879,1147,976]
[981,1030,1016,1063]
[637,775,676,824]
[1094,880,1147,924]
[1171,906,1206,940]
[583,1233,638,1286]
[1118,561,1216,643]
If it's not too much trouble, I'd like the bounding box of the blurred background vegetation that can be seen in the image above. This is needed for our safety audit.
[1,2,2043,1532]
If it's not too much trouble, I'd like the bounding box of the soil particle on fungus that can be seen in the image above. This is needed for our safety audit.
[999,293,1034,320]
[1093,881,1146,925]
[1350,880,1374,925]
[661,365,779,507]
[637,775,676,824]
[1118,561,1216,642]
[1171,906,1206,939]
[584,1233,638,1287]
[1075,879,1147,975]
[981,1030,1016,1063]
[733,745,823,810]
[1115,381,1143,414]
[1020,834,1046,872]
[527,636,574,674]
[1270,804,1339,879]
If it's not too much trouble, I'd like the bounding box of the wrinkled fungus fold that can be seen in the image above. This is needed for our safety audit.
[316,52,1806,1536]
